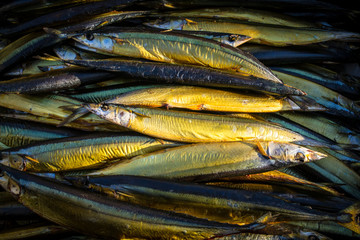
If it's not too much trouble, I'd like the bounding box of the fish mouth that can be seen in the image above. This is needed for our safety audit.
[307,150,327,161]
[0,167,9,191]
[0,154,10,168]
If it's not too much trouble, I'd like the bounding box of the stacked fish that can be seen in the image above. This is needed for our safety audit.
[0,0,360,239]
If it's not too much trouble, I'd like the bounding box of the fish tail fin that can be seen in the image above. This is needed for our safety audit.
[33,53,62,62]
[338,202,360,234]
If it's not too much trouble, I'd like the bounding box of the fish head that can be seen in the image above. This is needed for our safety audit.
[0,153,26,171]
[84,103,132,127]
[143,18,186,30]
[72,33,114,53]
[262,142,327,163]
[53,45,78,60]
[0,165,21,196]
[222,35,252,48]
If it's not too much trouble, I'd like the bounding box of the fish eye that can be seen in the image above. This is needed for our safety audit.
[295,152,306,162]
[101,104,109,111]
[308,235,319,240]
[229,35,237,42]
[85,33,94,41]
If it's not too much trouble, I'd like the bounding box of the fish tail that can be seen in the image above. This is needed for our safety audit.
[338,202,360,234]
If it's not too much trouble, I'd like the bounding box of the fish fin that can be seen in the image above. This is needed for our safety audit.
[113,38,128,44]
[43,27,69,39]
[163,3,176,8]
[256,142,270,159]
[0,142,9,150]
[255,212,279,224]
[185,18,197,24]
[43,27,78,39]
[128,109,151,118]
[33,53,61,62]
[155,138,166,144]
[59,105,82,112]
[114,189,135,199]
[338,202,360,234]
[57,107,89,127]
[23,155,39,164]
[97,20,109,29]
[161,29,173,33]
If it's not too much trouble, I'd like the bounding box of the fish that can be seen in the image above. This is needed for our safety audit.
[145,17,360,46]
[0,133,182,172]
[60,58,304,96]
[70,27,282,83]
[84,103,309,143]
[0,164,266,240]
[101,85,316,113]
[86,141,325,180]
